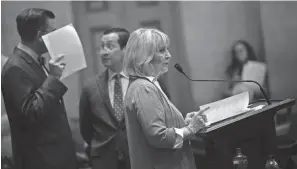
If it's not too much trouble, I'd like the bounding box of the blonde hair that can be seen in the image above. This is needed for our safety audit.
[123,28,170,77]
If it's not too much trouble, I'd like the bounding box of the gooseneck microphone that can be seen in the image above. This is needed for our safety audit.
[174,63,271,105]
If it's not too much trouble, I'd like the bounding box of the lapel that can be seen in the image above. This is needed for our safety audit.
[14,47,47,80]
[14,47,66,108]
[96,70,119,128]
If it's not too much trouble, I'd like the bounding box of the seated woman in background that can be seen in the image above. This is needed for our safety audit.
[123,28,209,169]
[224,40,268,102]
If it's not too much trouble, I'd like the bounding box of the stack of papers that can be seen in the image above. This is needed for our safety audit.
[200,92,250,126]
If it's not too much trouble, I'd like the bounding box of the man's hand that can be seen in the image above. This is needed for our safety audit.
[49,54,66,79]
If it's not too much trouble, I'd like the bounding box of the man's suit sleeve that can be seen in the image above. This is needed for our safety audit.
[79,85,93,144]
[2,66,67,123]
[134,84,176,149]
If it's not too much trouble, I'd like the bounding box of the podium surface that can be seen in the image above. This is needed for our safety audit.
[191,99,296,169]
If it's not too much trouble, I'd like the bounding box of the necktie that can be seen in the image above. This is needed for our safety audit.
[113,74,124,122]
[37,57,49,74]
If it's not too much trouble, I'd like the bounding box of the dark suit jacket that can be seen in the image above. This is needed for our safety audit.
[79,70,130,169]
[1,48,77,169]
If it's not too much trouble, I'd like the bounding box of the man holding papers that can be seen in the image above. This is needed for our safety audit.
[1,8,77,169]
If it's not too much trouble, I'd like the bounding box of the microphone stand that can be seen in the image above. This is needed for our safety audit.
[175,64,271,105]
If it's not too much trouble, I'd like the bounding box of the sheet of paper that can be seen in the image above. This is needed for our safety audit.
[242,61,267,89]
[200,91,250,126]
[42,24,87,79]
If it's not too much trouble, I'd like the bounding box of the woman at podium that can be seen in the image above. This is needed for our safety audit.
[123,28,208,169]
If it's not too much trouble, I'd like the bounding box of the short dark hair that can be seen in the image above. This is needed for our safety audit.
[16,8,55,42]
[103,28,130,49]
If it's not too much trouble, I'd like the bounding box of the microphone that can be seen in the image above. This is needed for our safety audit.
[174,63,271,105]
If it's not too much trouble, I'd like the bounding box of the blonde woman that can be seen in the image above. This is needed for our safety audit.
[123,28,209,169]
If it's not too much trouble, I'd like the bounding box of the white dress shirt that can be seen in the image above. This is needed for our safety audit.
[145,76,184,149]
[108,69,129,108]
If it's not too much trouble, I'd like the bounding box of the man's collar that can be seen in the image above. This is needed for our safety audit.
[145,76,159,83]
[108,69,128,81]
[146,76,155,82]
[17,43,40,63]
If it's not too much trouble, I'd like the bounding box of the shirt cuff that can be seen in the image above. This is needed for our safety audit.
[173,128,184,149]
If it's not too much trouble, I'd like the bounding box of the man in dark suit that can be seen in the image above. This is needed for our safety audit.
[1,8,77,169]
[79,28,131,169]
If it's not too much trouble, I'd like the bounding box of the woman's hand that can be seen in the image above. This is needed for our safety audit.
[185,107,209,125]
[185,112,195,125]
[187,107,210,134]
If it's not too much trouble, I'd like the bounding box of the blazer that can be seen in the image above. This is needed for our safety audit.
[1,48,77,169]
[79,70,130,169]
[124,77,197,169]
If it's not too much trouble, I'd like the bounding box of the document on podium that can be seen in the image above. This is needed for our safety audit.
[200,91,250,126]
[42,24,87,79]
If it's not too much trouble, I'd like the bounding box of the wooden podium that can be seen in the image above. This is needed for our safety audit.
[191,99,296,169]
